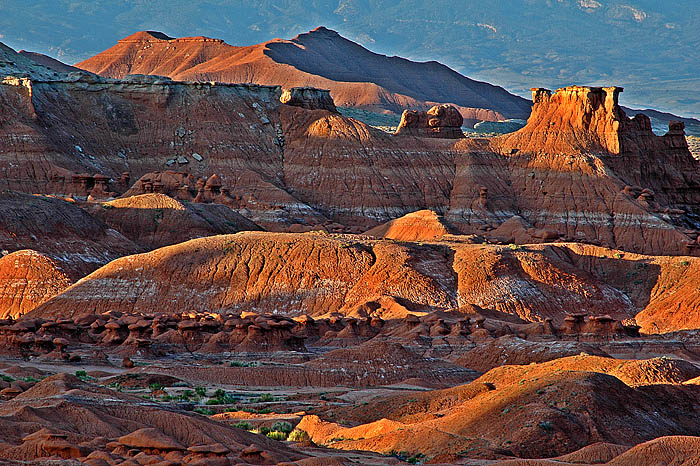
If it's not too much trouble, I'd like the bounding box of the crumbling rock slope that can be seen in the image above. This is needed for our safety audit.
[89,193,261,249]
[0,250,71,319]
[0,191,140,278]
[28,232,700,333]
[300,355,700,459]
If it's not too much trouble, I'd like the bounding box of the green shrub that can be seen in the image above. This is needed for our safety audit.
[195,386,207,397]
[538,421,553,432]
[288,429,310,443]
[271,421,293,434]
[193,408,215,415]
[232,421,252,430]
[0,374,14,383]
[149,383,164,392]
[266,431,287,441]
[230,361,258,367]
[258,393,275,402]
[75,370,87,377]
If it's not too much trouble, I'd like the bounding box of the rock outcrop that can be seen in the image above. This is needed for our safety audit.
[281,87,337,112]
[365,209,454,241]
[88,193,261,249]
[395,104,465,138]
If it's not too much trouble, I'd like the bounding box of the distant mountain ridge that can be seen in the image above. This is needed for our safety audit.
[76,27,532,122]
[0,1,697,117]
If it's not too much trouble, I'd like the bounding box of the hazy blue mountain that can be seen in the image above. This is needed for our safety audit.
[0,0,698,116]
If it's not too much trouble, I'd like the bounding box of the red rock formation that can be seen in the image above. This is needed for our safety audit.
[365,209,454,241]
[0,191,141,279]
[281,87,337,112]
[0,250,71,319]
[27,231,700,334]
[395,104,465,138]
[75,28,530,119]
[88,193,261,249]
[299,355,700,459]
[4,35,700,257]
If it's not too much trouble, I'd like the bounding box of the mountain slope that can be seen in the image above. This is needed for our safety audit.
[76,27,532,120]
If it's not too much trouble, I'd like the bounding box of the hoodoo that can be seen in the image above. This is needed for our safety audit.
[499,85,690,156]
[395,104,465,138]
[280,87,338,112]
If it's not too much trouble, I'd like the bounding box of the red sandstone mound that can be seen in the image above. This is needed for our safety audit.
[0,191,141,279]
[299,356,700,460]
[89,193,261,249]
[76,27,531,121]
[606,436,700,465]
[0,373,305,464]
[28,234,700,333]
[29,232,458,318]
[0,250,71,319]
[365,209,454,241]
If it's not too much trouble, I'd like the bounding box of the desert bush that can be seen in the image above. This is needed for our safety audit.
[287,429,310,442]
[271,421,293,433]
[232,421,252,430]
[266,431,287,441]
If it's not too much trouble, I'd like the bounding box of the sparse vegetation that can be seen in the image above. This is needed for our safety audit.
[149,382,164,392]
[271,421,293,434]
[232,421,252,430]
[538,421,553,432]
[288,429,310,443]
[266,431,287,441]
[230,360,258,367]
[193,407,215,415]
[75,370,96,382]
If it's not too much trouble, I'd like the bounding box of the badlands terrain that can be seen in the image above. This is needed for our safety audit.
[3,27,700,466]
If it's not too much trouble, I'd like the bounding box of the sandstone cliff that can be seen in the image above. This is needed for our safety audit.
[3,36,700,256]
